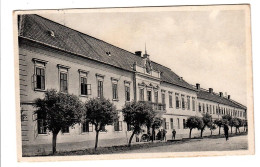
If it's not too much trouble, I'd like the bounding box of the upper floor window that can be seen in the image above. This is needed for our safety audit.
[139,88,144,101]
[202,103,205,113]
[33,58,48,91]
[169,94,173,108]
[192,97,195,111]
[58,64,70,93]
[187,96,190,110]
[176,93,180,109]
[181,95,185,109]
[198,103,202,112]
[125,86,130,102]
[98,80,103,98]
[96,74,105,98]
[206,104,209,113]
[161,92,166,105]
[79,69,91,96]
[147,90,152,102]
[36,68,45,90]
[60,73,68,93]
[213,105,215,114]
[154,91,158,103]
[112,83,118,100]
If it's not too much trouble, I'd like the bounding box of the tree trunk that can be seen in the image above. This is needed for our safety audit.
[152,128,155,142]
[219,127,221,135]
[235,127,238,134]
[189,129,192,138]
[200,128,204,137]
[128,130,136,147]
[231,127,232,134]
[95,130,99,151]
[211,130,212,136]
[52,132,58,154]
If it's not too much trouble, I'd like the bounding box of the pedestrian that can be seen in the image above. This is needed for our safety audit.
[163,129,167,141]
[224,124,229,141]
[172,129,176,140]
[160,129,164,141]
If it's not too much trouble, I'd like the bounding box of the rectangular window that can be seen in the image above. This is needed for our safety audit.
[177,118,180,129]
[176,95,180,109]
[125,86,130,101]
[192,98,195,111]
[170,118,174,129]
[166,122,169,130]
[199,103,201,112]
[61,126,69,133]
[213,106,215,114]
[139,88,144,101]
[60,73,68,93]
[35,67,45,90]
[147,90,152,102]
[169,94,173,108]
[187,97,190,110]
[162,93,166,109]
[80,77,89,95]
[181,96,185,109]
[112,83,118,100]
[154,91,158,103]
[163,118,166,129]
[100,125,106,132]
[127,123,132,131]
[114,121,122,131]
[82,121,93,132]
[203,103,205,113]
[98,80,103,98]
[37,112,47,134]
[183,119,186,129]
[206,104,209,113]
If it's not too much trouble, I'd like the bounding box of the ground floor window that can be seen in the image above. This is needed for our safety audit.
[183,119,186,129]
[61,126,70,133]
[114,121,123,131]
[82,121,93,132]
[37,113,47,134]
[170,118,174,129]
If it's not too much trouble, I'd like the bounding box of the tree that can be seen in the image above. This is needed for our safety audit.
[151,117,163,142]
[83,97,117,150]
[122,101,155,147]
[233,118,242,134]
[243,120,248,132]
[34,89,83,154]
[214,119,223,135]
[208,122,217,136]
[186,116,202,138]
[229,118,236,134]
[199,113,212,137]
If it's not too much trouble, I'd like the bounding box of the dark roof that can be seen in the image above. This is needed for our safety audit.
[197,88,246,110]
[18,14,195,91]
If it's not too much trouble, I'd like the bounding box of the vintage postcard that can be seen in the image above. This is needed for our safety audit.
[13,4,254,162]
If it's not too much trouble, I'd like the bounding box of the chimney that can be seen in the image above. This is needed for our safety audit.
[228,95,231,99]
[219,92,223,97]
[196,83,200,90]
[135,51,142,57]
[209,88,213,93]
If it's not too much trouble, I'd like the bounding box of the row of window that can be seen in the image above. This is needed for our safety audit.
[198,102,246,118]
[163,118,187,130]
[139,88,196,111]
[33,59,131,101]
[38,118,123,134]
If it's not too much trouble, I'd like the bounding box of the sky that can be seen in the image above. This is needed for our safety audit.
[39,6,248,105]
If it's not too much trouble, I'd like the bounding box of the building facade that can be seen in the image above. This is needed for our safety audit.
[18,15,247,153]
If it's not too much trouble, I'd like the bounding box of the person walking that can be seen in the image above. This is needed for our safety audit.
[172,129,176,140]
[224,124,229,141]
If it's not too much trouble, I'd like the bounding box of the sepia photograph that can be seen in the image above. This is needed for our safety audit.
[13,4,254,161]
